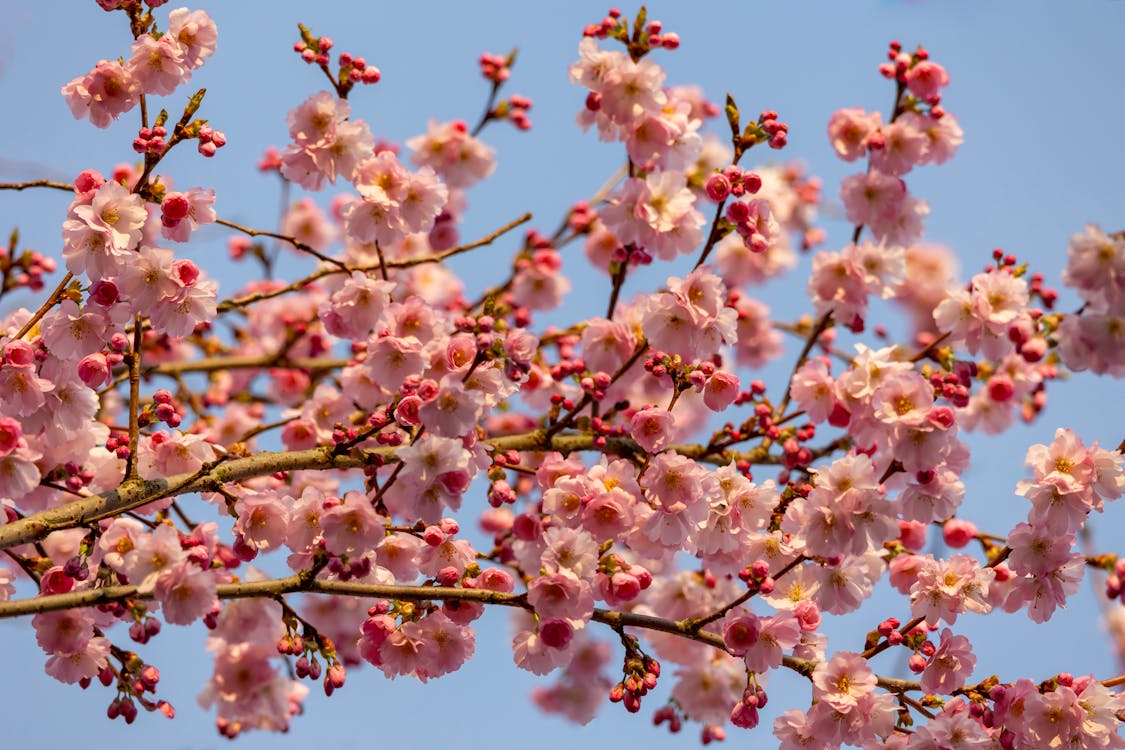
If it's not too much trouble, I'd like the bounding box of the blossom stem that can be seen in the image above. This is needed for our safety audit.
[13,271,74,341]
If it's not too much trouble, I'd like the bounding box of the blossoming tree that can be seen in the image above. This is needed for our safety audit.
[1,2,1124,748]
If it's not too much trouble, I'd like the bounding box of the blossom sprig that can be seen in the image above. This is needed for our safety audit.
[582,7,679,63]
[293,24,381,99]
[471,48,532,135]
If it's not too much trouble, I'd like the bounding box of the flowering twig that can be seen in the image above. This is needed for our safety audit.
[12,272,74,341]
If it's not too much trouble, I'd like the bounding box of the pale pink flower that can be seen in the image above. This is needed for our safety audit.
[920,628,976,695]
[702,371,739,411]
[34,609,96,655]
[376,533,423,581]
[417,537,476,577]
[789,358,838,424]
[155,562,219,625]
[0,438,43,500]
[407,120,496,189]
[905,60,949,100]
[807,247,869,326]
[512,613,574,675]
[126,33,190,96]
[45,636,111,684]
[813,553,883,615]
[812,650,877,713]
[773,709,830,750]
[732,296,783,368]
[319,271,394,340]
[233,491,292,551]
[869,118,928,176]
[0,417,20,456]
[364,335,426,389]
[528,571,594,623]
[418,375,488,438]
[902,111,963,166]
[670,653,747,726]
[415,611,475,680]
[871,371,935,427]
[61,59,139,128]
[166,8,218,69]
[509,249,571,311]
[121,523,186,585]
[909,553,994,625]
[743,611,801,673]
[1056,311,1125,376]
[839,170,905,229]
[539,526,600,579]
[281,198,336,252]
[63,180,147,278]
[1063,224,1125,313]
[827,107,882,162]
[630,405,676,453]
[600,172,704,260]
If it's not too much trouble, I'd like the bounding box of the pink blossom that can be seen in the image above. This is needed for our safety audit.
[233,491,292,551]
[126,33,190,96]
[600,172,704,260]
[415,611,475,680]
[720,609,761,656]
[320,490,386,556]
[812,650,877,713]
[160,188,216,242]
[920,628,976,695]
[743,611,801,673]
[45,636,111,684]
[902,111,963,165]
[630,405,676,453]
[281,198,336,252]
[418,374,488,438]
[1063,224,1125,313]
[702,371,739,411]
[827,107,882,162]
[839,170,906,229]
[509,249,571,311]
[0,417,21,456]
[167,8,218,69]
[34,609,96,655]
[789,358,837,424]
[905,60,950,100]
[154,562,219,625]
[512,613,574,675]
[407,120,495,189]
[869,118,928,176]
[528,571,594,623]
[61,59,139,128]
[319,271,394,340]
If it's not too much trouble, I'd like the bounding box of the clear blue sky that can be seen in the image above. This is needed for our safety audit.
[1,2,1123,748]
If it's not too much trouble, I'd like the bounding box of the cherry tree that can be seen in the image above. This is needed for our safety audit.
[1,2,1124,748]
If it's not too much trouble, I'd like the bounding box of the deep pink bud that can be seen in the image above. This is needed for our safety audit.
[78,352,111,388]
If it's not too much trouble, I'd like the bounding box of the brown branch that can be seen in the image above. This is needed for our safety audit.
[215,212,531,313]
[215,217,349,270]
[13,272,74,341]
[0,571,921,694]
[0,432,780,552]
[0,180,73,192]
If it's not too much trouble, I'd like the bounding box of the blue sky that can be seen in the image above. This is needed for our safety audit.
[1,2,1124,748]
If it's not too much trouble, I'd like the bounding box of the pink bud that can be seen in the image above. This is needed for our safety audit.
[704,173,731,202]
[78,352,111,388]
[942,518,977,548]
[162,193,191,221]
